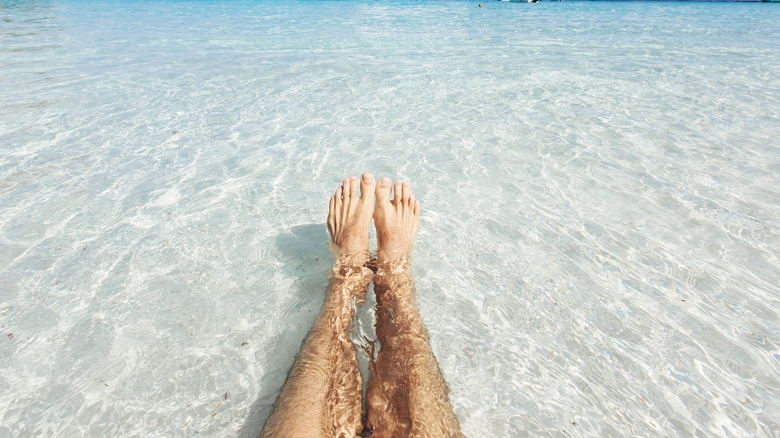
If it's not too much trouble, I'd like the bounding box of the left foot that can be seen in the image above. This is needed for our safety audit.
[327,173,376,257]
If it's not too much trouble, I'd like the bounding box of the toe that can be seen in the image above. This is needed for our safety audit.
[402,182,411,207]
[341,179,350,199]
[334,187,343,216]
[360,173,376,200]
[393,180,403,204]
[349,176,359,199]
[376,177,392,202]
[328,195,335,237]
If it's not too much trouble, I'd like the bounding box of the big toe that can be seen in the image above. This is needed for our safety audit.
[376,177,392,202]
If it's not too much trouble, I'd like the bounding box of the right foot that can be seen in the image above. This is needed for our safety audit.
[328,173,376,257]
[374,178,420,263]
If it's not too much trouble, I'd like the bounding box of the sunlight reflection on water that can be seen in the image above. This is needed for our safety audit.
[1,0,779,436]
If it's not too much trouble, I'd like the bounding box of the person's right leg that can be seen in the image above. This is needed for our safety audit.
[363,178,464,438]
[261,174,375,438]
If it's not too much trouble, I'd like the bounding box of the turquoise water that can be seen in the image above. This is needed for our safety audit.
[1,0,779,436]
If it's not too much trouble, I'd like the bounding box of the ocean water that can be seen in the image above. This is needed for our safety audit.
[1,0,779,436]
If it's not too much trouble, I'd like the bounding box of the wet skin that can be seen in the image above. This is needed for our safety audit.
[261,174,462,438]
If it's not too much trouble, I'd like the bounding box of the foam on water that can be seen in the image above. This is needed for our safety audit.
[1,0,779,436]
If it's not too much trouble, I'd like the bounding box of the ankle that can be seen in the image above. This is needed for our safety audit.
[376,250,412,270]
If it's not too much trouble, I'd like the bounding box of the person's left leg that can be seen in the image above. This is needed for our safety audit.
[261,174,376,438]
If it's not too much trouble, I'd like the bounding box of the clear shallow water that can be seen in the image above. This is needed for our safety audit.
[1,0,779,436]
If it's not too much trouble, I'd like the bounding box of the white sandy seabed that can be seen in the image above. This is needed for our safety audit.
[1,0,779,436]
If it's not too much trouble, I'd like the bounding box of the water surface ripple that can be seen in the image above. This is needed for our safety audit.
[1,0,778,436]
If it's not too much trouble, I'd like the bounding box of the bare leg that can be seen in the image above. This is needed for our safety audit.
[261,174,376,438]
[364,178,464,437]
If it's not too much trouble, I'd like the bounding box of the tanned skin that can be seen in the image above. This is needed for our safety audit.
[363,178,463,438]
[261,174,462,438]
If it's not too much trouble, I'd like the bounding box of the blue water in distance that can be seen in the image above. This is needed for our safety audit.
[1,0,779,436]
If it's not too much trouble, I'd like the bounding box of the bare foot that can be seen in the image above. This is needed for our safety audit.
[327,173,376,257]
[374,178,420,263]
